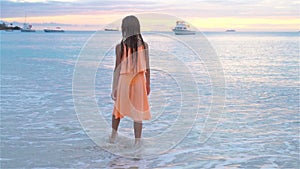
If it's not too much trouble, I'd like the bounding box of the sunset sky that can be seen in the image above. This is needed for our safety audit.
[1,0,299,31]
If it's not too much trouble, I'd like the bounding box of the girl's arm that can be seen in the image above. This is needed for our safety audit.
[111,44,121,100]
[145,43,150,95]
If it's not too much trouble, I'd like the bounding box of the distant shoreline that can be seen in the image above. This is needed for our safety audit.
[1,30,299,33]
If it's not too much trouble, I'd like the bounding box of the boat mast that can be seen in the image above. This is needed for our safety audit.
[24,11,27,24]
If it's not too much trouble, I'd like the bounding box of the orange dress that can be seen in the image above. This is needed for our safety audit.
[113,45,151,121]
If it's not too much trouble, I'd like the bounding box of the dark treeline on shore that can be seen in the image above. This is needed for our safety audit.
[0,22,21,30]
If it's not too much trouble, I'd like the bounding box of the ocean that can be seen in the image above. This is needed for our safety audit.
[1,31,299,168]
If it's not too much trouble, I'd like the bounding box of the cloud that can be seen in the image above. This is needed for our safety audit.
[2,0,299,18]
[1,0,167,18]
[161,0,299,18]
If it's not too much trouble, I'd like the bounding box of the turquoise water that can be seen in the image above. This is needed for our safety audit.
[1,31,299,168]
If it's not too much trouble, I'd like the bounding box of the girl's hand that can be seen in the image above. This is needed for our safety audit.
[111,89,117,101]
[146,85,150,95]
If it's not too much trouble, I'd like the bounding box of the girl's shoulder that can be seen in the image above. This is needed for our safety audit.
[143,42,148,49]
[115,44,122,58]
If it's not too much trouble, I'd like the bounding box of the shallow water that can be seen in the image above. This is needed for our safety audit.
[1,31,299,168]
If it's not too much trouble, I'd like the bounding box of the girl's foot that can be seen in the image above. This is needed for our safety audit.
[134,138,142,148]
[109,131,117,143]
[134,138,143,159]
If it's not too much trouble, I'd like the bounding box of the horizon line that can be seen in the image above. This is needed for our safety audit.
[1,29,299,33]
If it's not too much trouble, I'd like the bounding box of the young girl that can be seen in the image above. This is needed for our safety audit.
[110,15,151,145]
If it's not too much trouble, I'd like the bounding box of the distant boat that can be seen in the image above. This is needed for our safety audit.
[104,28,118,31]
[21,23,36,32]
[44,27,64,32]
[21,13,35,32]
[172,21,196,35]
[226,29,236,32]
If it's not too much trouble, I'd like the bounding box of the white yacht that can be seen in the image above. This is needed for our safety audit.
[172,21,195,35]
[21,23,36,32]
[44,27,64,32]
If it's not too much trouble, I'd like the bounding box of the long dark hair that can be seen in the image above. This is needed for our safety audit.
[120,15,145,71]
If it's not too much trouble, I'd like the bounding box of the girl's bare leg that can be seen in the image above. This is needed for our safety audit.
[134,121,142,145]
[110,115,120,143]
